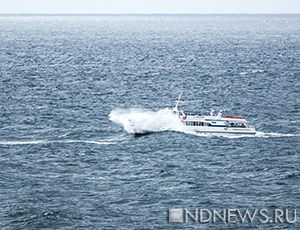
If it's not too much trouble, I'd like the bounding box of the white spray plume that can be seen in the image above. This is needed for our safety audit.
[109,108,184,134]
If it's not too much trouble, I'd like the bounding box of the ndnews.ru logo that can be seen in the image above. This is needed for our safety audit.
[168,208,297,224]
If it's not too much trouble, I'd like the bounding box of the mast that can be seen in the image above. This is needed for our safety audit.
[174,93,182,112]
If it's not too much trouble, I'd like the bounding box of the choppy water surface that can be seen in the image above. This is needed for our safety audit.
[0,15,300,229]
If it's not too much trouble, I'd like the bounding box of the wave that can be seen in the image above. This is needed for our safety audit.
[283,171,300,179]
[109,108,300,138]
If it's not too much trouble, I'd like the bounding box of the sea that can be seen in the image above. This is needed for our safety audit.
[0,14,300,229]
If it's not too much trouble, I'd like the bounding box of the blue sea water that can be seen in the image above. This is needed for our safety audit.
[0,14,300,229]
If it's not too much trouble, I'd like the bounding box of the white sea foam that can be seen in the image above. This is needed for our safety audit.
[109,108,184,134]
[254,132,300,138]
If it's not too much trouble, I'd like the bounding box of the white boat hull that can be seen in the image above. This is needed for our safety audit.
[185,126,256,136]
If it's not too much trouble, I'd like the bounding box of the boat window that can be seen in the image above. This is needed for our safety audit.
[185,121,210,126]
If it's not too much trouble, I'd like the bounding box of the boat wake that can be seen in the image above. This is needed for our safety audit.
[254,132,300,138]
[109,108,300,138]
[0,139,118,146]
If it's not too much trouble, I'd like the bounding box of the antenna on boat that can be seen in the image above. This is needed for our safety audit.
[174,93,182,112]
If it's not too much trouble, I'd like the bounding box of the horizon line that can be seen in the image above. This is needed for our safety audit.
[0,13,300,16]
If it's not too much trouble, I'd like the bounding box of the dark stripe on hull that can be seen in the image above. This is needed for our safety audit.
[195,131,256,135]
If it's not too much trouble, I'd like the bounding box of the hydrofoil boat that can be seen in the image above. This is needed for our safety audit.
[173,93,256,136]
